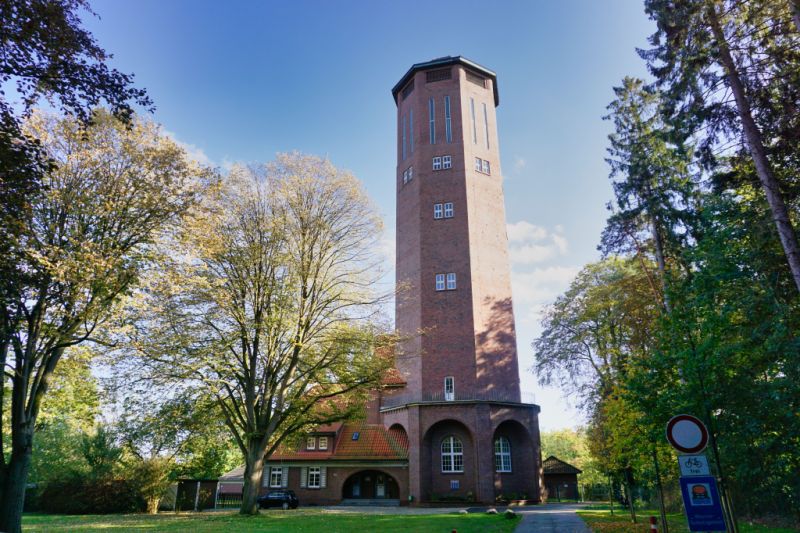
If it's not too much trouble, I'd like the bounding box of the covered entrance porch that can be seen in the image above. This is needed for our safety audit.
[340,470,400,506]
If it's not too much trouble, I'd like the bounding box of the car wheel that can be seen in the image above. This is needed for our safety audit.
[282,502,289,510]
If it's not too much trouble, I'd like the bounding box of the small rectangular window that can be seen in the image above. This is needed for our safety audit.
[426,68,452,83]
[442,155,452,169]
[434,203,443,219]
[444,202,454,218]
[433,157,442,171]
[401,79,415,99]
[429,98,436,144]
[444,96,452,143]
[470,98,477,144]
[450,479,460,490]
[307,437,315,450]
[308,467,321,488]
[482,160,490,174]
[269,467,283,488]
[435,274,445,291]
[319,437,328,450]
[466,70,486,88]
[475,157,482,171]
[483,102,490,149]
[446,273,456,290]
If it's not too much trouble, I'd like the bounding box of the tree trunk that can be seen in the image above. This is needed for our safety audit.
[708,3,800,294]
[147,497,160,514]
[0,430,33,533]
[240,442,266,515]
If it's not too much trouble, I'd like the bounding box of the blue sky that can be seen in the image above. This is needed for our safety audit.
[85,0,656,430]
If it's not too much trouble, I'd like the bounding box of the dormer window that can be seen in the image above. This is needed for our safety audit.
[319,437,328,450]
[307,437,316,450]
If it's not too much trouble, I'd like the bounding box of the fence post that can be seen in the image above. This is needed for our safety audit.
[649,516,658,531]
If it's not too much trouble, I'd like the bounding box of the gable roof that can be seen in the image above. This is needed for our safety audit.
[542,455,583,475]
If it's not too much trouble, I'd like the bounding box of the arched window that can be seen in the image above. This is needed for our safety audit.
[495,436,511,472]
[441,436,464,472]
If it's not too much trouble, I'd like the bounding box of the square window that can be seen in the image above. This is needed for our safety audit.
[307,437,315,450]
[308,467,321,488]
[475,157,482,171]
[434,203,443,219]
[442,155,452,169]
[319,437,328,450]
[450,479,460,490]
[435,274,445,291]
[446,273,456,290]
[444,202,454,218]
[433,156,442,171]
[482,160,490,174]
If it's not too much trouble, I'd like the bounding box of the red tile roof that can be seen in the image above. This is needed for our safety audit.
[267,423,408,462]
[382,367,407,386]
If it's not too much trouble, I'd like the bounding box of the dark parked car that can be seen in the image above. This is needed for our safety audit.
[257,490,299,510]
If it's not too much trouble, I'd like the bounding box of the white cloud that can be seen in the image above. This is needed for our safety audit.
[513,156,527,171]
[163,129,212,166]
[506,221,569,265]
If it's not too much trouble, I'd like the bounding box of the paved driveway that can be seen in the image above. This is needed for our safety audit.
[513,503,591,533]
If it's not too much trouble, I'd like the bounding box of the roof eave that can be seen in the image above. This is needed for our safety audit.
[391,56,499,107]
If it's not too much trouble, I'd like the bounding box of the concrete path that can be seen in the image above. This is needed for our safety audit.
[513,503,591,533]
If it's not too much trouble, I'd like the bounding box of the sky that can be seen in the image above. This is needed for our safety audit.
[84,0,656,431]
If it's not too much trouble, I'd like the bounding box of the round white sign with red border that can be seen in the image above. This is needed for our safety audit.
[666,414,709,454]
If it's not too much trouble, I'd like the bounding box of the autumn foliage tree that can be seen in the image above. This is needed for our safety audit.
[0,111,203,531]
[119,153,394,515]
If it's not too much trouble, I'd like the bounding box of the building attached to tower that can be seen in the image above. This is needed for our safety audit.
[235,56,542,507]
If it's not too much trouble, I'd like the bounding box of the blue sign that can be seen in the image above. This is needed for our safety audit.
[680,476,726,532]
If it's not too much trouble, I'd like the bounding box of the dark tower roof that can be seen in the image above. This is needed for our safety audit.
[391,56,499,106]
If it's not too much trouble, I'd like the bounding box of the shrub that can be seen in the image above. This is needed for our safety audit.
[39,477,144,514]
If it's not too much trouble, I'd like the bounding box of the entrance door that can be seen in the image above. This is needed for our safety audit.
[376,475,385,498]
[352,477,361,497]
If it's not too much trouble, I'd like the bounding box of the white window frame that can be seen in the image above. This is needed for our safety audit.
[495,437,512,472]
[433,156,442,171]
[434,203,443,220]
[482,159,490,174]
[269,466,283,488]
[446,272,456,290]
[442,155,452,169]
[441,436,464,473]
[308,466,321,488]
[403,166,413,185]
[444,376,454,401]
[319,436,328,450]
[444,202,454,218]
[435,274,445,291]
[475,157,482,171]
[307,437,315,450]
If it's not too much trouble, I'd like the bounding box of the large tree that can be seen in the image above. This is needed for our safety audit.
[642,0,800,291]
[119,153,393,514]
[0,111,202,532]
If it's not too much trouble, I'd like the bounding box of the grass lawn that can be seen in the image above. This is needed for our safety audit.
[577,507,799,533]
[22,509,519,533]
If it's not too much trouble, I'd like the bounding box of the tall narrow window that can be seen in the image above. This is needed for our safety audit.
[495,437,512,472]
[444,376,454,401]
[444,202,454,218]
[319,437,328,450]
[446,273,456,290]
[483,102,490,149]
[470,98,477,144]
[442,155,452,169]
[409,109,414,153]
[444,96,452,143]
[435,274,445,291]
[429,97,436,144]
[482,160,490,175]
[402,114,407,160]
[434,203,443,219]
[475,157,482,171]
[441,436,464,472]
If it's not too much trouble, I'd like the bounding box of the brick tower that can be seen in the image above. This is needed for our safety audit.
[381,57,542,504]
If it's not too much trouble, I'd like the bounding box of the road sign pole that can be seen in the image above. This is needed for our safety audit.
[704,412,738,533]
